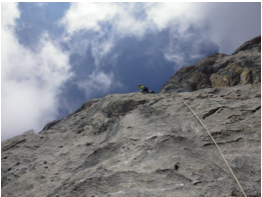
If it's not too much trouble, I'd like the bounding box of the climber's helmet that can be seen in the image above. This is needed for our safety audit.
[138,84,142,87]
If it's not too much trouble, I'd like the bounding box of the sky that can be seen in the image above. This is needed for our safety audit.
[1,2,261,141]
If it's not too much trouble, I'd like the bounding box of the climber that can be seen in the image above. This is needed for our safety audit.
[138,84,155,94]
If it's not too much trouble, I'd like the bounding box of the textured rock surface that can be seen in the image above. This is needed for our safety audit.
[159,36,261,93]
[2,83,260,197]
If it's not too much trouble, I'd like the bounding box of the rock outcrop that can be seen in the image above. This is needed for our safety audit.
[159,36,261,93]
[2,36,261,197]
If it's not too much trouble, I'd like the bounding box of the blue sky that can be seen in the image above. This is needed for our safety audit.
[1,2,261,141]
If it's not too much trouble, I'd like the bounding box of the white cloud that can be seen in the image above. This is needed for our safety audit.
[146,2,196,31]
[112,3,153,38]
[58,2,207,68]
[161,28,212,68]
[146,2,261,65]
[1,2,20,28]
[76,71,117,98]
[2,3,73,141]
[90,35,115,67]
[145,2,261,55]
[59,3,154,66]
[60,2,151,37]
[60,2,119,34]
[60,2,260,66]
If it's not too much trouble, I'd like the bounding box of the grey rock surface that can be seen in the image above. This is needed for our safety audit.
[159,36,261,94]
[2,84,260,197]
[21,129,35,136]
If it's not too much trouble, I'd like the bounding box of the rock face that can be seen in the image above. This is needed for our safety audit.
[2,84,260,197]
[1,37,261,197]
[159,36,261,93]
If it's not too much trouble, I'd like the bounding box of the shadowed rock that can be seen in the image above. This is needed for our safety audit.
[159,36,261,93]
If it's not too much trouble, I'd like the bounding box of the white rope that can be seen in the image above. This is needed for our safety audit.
[182,99,247,197]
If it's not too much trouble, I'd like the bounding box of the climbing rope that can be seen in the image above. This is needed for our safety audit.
[181,99,247,197]
[106,93,253,196]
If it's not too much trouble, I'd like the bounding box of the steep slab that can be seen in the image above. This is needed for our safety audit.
[2,84,260,197]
